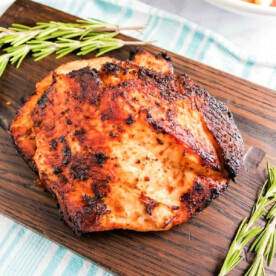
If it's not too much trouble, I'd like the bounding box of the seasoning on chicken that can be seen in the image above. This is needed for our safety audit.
[10,50,244,233]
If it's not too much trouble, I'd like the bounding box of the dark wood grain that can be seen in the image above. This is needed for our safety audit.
[0,0,275,275]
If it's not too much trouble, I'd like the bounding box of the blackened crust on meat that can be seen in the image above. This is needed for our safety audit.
[10,134,37,172]
[125,114,135,125]
[62,143,71,166]
[180,177,228,215]
[70,155,92,181]
[59,174,68,184]
[37,92,48,109]
[53,166,62,174]
[49,139,57,149]
[69,66,98,79]
[156,138,164,145]
[155,52,172,62]
[93,152,109,167]
[140,193,160,215]
[69,152,109,181]
[102,62,121,74]
[74,128,86,143]
[138,67,174,85]
[71,195,111,232]
[144,110,167,135]
[69,66,101,104]
[129,47,145,61]
[92,179,111,199]
[192,86,244,177]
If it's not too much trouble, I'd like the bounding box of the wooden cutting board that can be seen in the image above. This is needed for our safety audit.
[0,0,275,275]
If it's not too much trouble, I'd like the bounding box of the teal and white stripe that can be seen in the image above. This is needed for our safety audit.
[0,216,110,276]
[1,0,275,275]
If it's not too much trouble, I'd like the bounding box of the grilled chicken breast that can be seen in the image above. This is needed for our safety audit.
[10,49,244,232]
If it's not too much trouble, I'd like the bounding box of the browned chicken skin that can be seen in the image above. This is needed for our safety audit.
[10,49,244,232]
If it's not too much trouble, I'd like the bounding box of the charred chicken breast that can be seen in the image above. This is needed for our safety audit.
[10,50,244,232]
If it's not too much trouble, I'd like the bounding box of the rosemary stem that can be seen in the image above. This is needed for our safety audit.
[260,220,275,256]
[0,25,145,39]
[93,25,145,32]
[0,30,16,38]
[0,29,41,38]
[246,211,276,276]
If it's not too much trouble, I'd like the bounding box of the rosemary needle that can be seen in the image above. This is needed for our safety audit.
[0,19,153,77]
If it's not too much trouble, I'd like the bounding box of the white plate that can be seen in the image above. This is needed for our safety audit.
[206,0,276,17]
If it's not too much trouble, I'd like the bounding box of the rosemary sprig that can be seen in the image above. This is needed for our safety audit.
[0,19,153,76]
[245,205,276,276]
[0,19,145,46]
[219,163,276,276]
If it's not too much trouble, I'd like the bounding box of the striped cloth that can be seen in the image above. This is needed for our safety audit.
[0,0,275,275]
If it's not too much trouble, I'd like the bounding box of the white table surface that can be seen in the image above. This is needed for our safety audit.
[1,0,276,62]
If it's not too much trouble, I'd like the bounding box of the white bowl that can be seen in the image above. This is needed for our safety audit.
[206,0,276,17]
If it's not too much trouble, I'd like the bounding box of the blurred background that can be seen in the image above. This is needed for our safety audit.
[138,0,276,62]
